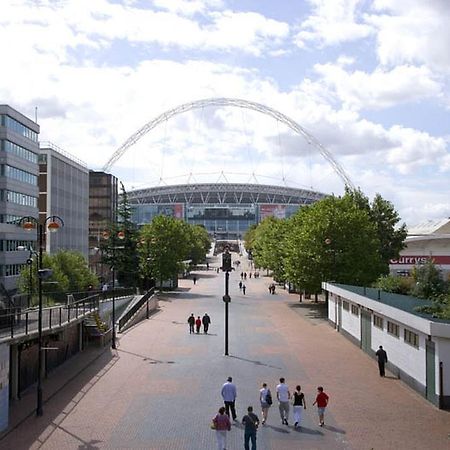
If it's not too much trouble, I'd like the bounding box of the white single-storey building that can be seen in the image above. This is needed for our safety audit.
[323,282,450,409]
[390,218,450,279]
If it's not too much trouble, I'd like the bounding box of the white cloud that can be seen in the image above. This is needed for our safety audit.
[313,63,443,110]
[294,0,373,48]
[152,0,225,16]
[367,0,450,72]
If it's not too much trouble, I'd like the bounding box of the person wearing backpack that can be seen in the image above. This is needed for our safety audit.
[242,406,259,450]
[259,382,272,425]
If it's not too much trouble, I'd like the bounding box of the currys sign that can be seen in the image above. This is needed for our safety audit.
[390,255,450,265]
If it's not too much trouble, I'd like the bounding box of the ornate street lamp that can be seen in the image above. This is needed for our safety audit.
[102,229,125,349]
[18,215,64,416]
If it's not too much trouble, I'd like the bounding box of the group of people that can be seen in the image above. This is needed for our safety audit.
[212,376,329,450]
[238,281,247,295]
[187,312,211,334]
[240,271,260,280]
[268,283,276,294]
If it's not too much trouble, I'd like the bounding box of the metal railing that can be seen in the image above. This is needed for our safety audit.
[0,296,100,342]
[118,287,155,332]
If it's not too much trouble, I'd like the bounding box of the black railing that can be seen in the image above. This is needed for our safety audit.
[118,287,155,332]
[0,296,100,341]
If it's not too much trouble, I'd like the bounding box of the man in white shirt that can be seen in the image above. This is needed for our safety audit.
[276,377,291,425]
[221,376,237,420]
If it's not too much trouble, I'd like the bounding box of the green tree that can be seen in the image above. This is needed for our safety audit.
[251,217,288,281]
[187,225,211,265]
[345,188,407,273]
[284,195,383,293]
[411,260,447,299]
[374,274,413,295]
[18,250,98,304]
[100,183,139,287]
[139,216,191,287]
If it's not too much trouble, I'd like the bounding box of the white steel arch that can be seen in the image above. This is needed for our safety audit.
[103,97,355,189]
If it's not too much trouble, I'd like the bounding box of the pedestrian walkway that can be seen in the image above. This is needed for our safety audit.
[1,256,449,449]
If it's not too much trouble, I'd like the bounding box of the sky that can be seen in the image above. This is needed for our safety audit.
[1,0,449,226]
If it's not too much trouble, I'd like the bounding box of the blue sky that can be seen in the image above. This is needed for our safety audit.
[1,0,449,225]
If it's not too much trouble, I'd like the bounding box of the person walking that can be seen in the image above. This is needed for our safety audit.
[313,386,329,427]
[212,406,231,450]
[242,284,246,295]
[193,276,197,285]
[195,316,202,334]
[221,376,237,420]
[242,406,259,450]
[292,385,306,428]
[276,377,291,425]
[202,313,211,334]
[187,313,195,334]
[259,382,272,425]
[239,281,243,290]
[375,345,388,377]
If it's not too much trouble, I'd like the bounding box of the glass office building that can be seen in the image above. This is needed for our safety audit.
[0,105,39,292]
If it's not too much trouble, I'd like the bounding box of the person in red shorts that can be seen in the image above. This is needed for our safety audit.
[312,386,329,427]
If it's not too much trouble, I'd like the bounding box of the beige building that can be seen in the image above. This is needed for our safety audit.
[390,218,450,279]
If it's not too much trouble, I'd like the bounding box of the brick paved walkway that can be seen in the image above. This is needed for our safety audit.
[1,256,449,449]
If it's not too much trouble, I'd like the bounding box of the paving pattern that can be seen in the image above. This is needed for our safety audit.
[1,256,449,449]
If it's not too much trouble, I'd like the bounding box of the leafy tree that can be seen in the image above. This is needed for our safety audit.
[18,250,98,304]
[251,217,288,281]
[243,224,258,254]
[411,260,447,299]
[100,182,139,287]
[187,225,211,265]
[138,215,191,287]
[345,188,407,273]
[284,195,383,293]
[416,293,450,320]
[374,274,413,295]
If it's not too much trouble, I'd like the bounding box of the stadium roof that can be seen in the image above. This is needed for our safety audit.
[127,183,327,205]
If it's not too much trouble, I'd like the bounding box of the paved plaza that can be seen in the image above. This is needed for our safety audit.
[1,257,449,449]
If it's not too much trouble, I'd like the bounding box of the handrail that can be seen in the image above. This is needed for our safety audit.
[118,287,155,332]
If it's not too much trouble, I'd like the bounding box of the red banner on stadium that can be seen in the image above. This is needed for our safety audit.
[390,255,450,265]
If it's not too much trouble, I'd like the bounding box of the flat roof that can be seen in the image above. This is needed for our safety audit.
[330,283,450,324]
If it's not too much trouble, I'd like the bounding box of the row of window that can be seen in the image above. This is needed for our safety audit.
[0,189,37,207]
[0,264,26,277]
[0,115,38,142]
[0,214,27,224]
[1,164,37,185]
[374,314,419,348]
[0,140,39,164]
[0,240,36,252]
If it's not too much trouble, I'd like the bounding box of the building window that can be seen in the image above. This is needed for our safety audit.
[0,189,37,207]
[1,164,37,185]
[1,140,38,163]
[342,300,349,311]
[373,315,384,329]
[0,263,26,277]
[351,304,359,316]
[0,115,38,142]
[387,321,399,338]
[404,329,419,348]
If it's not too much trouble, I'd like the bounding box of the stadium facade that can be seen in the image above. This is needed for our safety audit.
[128,183,327,239]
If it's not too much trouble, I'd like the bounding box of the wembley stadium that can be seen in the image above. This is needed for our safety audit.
[128,182,327,239]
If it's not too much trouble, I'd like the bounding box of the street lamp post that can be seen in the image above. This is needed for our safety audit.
[102,230,125,350]
[222,247,232,356]
[18,215,64,417]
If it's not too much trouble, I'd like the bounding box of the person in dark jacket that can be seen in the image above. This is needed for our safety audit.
[242,406,259,450]
[375,345,388,376]
[202,313,211,334]
[187,313,195,334]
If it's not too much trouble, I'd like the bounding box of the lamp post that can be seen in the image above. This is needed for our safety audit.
[18,215,64,417]
[222,247,232,356]
[102,230,125,350]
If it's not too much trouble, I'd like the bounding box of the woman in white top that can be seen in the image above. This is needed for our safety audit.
[259,382,272,425]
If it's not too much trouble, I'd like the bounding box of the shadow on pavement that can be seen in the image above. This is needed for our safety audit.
[267,424,290,434]
[292,426,324,435]
[288,302,328,320]
[1,349,117,449]
[117,348,175,364]
[228,355,282,370]
[323,425,346,434]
